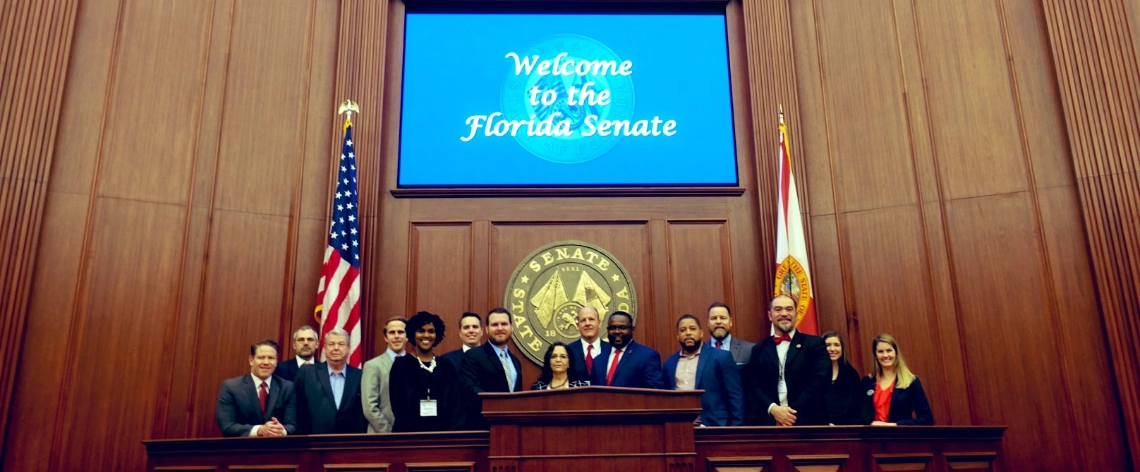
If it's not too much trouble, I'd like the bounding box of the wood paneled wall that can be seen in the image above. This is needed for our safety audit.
[0,0,1135,471]
[1041,0,1140,469]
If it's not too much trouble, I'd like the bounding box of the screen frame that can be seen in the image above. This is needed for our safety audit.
[383,0,754,197]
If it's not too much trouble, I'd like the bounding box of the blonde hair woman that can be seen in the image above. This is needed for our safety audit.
[860,333,933,425]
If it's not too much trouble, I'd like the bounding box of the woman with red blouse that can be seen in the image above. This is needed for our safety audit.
[860,333,933,425]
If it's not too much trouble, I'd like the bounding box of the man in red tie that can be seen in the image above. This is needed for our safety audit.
[589,311,665,389]
[568,306,610,381]
[742,295,829,426]
[216,339,298,437]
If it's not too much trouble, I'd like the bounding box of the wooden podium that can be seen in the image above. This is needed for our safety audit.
[479,386,703,472]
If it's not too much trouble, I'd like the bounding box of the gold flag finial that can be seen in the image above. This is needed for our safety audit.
[778,104,785,125]
[338,99,360,127]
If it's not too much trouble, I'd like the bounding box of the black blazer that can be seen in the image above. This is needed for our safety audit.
[389,355,467,432]
[567,339,610,380]
[294,362,367,434]
[440,347,467,376]
[859,375,934,425]
[215,374,297,437]
[824,362,863,425]
[273,358,303,382]
[743,331,830,425]
[461,343,523,430]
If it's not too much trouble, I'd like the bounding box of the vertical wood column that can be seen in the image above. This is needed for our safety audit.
[333,0,391,356]
[0,0,80,460]
[1041,1,1140,469]
[739,0,813,305]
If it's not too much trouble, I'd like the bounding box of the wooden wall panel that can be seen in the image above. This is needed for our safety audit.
[666,221,731,321]
[0,0,80,462]
[944,194,1073,471]
[816,0,917,213]
[214,1,313,216]
[94,0,212,204]
[1041,0,1140,468]
[55,199,187,471]
[408,223,473,350]
[914,1,1029,200]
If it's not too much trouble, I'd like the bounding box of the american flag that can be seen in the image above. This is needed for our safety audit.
[315,121,363,367]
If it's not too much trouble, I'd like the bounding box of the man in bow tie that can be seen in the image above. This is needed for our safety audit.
[743,295,829,426]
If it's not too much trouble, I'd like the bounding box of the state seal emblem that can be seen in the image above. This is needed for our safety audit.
[505,241,637,366]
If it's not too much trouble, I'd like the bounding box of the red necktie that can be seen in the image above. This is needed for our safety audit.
[773,334,792,345]
[606,349,623,386]
[586,345,594,376]
[716,340,723,349]
[258,382,268,414]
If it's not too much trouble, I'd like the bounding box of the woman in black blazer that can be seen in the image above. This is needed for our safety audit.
[531,342,590,390]
[389,311,467,432]
[821,331,862,425]
[860,333,933,425]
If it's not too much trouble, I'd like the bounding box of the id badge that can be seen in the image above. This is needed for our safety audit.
[419,399,438,417]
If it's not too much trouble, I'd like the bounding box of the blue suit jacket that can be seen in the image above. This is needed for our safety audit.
[663,343,746,426]
[590,340,665,389]
[567,339,610,380]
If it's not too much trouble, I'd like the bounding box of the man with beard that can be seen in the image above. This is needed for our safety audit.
[362,317,407,433]
[663,315,745,426]
[440,312,482,375]
[274,326,319,382]
[744,295,829,426]
[707,302,755,367]
[590,311,665,389]
[216,339,297,437]
[568,306,610,380]
[294,328,367,434]
[461,308,523,429]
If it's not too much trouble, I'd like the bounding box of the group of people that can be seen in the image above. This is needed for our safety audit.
[215,295,933,437]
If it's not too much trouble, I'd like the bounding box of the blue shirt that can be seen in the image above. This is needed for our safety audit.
[491,343,517,390]
[328,365,346,408]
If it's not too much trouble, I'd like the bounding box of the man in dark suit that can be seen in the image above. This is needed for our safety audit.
[273,325,319,382]
[567,306,610,380]
[216,339,298,437]
[744,295,830,426]
[591,311,665,389]
[663,315,745,426]
[707,302,756,367]
[461,307,523,429]
[294,328,367,434]
[440,312,482,375]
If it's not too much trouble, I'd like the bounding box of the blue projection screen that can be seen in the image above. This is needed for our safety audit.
[397,11,738,187]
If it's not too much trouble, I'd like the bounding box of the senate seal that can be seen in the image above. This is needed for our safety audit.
[500,34,636,164]
[505,241,637,366]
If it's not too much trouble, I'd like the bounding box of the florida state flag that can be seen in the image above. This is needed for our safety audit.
[773,110,818,335]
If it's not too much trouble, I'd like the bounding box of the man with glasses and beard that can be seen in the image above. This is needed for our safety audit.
[744,295,829,426]
[274,326,319,382]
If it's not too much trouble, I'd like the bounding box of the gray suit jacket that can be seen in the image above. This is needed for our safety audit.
[712,336,756,366]
[362,353,396,433]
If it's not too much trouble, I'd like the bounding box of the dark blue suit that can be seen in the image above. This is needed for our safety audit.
[568,339,610,380]
[859,375,934,425]
[590,340,665,389]
[440,347,468,375]
[663,343,746,426]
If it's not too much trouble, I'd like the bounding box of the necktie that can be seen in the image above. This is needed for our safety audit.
[774,333,792,345]
[716,340,723,350]
[500,351,515,391]
[586,344,594,376]
[606,349,623,386]
[258,381,268,414]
